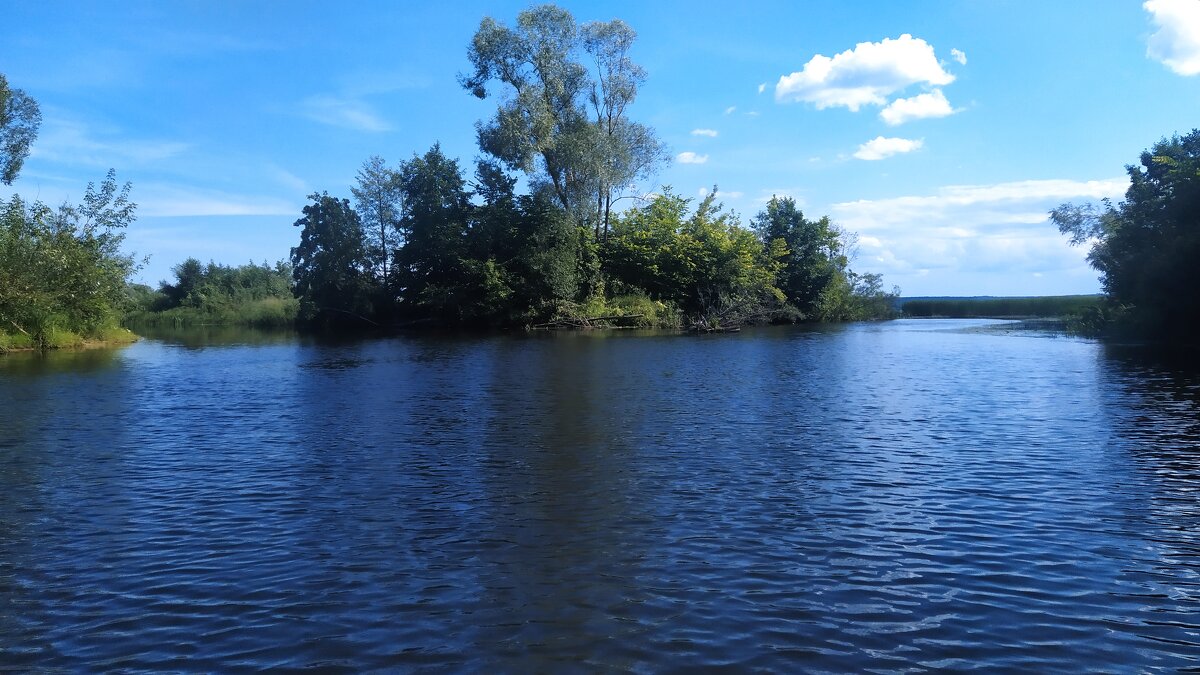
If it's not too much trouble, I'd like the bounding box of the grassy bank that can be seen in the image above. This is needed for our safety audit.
[0,325,138,353]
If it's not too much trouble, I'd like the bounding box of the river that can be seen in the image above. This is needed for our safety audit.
[1,320,1198,670]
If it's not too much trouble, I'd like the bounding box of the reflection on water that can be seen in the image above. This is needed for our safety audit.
[0,345,127,377]
[1,320,1199,670]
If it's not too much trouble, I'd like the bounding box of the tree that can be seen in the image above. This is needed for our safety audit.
[605,189,783,328]
[0,171,137,346]
[351,156,403,290]
[752,196,847,319]
[1051,129,1200,335]
[580,20,667,240]
[461,4,666,235]
[0,73,41,185]
[290,193,373,326]
[393,144,473,319]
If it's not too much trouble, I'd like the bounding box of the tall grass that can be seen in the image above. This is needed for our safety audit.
[124,296,300,329]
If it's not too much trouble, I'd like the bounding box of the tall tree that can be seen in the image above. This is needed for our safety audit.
[290,193,373,325]
[393,144,473,319]
[581,20,667,240]
[351,155,403,289]
[0,74,41,185]
[461,4,666,235]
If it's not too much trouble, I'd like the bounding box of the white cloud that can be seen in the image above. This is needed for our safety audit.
[829,177,1128,293]
[691,128,719,137]
[136,183,299,217]
[950,48,967,65]
[1145,0,1200,75]
[266,165,309,194]
[775,34,954,110]
[854,136,923,160]
[724,106,737,115]
[300,96,392,132]
[757,82,767,93]
[879,89,957,125]
[30,115,189,167]
[677,151,709,164]
[698,186,743,199]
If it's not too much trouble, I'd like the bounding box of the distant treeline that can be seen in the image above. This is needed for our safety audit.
[125,259,298,328]
[901,295,1102,319]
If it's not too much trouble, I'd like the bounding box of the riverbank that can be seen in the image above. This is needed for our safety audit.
[0,327,139,354]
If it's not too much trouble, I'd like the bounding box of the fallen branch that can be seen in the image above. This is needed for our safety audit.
[533,313,644,330]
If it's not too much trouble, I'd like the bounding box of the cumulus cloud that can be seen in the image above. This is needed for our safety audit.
[828,177,1127,290]
[1145,0,1200,75]
[879,89,957,125]
[950,48,967,65]
[677,151,709,164]
[757,82,767,93]
[775,34,954,110]
[691,128,719,137]
[854,136,923,160]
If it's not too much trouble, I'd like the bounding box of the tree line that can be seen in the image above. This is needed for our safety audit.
[1,5,900,348]
[125,259,297,328]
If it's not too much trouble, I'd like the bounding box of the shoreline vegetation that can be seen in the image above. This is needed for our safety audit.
[0,326,138,354]
[3,8,1196,351]
[900,295,1102,320]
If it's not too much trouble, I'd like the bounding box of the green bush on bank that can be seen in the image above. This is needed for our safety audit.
[1,171,139,351]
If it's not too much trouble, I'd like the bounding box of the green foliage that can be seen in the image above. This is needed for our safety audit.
[750,196,898,322]
[462,4,667,233]
[393,145,473,320]
[125,259,298,327]
[291,192,374,327]
[0,73,41,185]
[605,190,784,328]
[352,155,403,292]
[754,196,844,319]
[0,171,138,349]
[1052,129,1200,337]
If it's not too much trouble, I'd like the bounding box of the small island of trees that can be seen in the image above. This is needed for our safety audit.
[278,5,900,332]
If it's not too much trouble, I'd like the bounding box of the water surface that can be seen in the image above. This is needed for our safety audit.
[2,320,1199,670]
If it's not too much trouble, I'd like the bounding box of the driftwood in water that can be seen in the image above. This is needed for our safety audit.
[533,314,644,330]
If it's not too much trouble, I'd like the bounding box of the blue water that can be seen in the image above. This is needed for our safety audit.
[2,320,1198,671]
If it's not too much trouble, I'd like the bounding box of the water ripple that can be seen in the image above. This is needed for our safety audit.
[1,323,1199,670]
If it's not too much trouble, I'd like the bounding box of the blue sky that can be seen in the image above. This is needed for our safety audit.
[3,0,1199,296]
